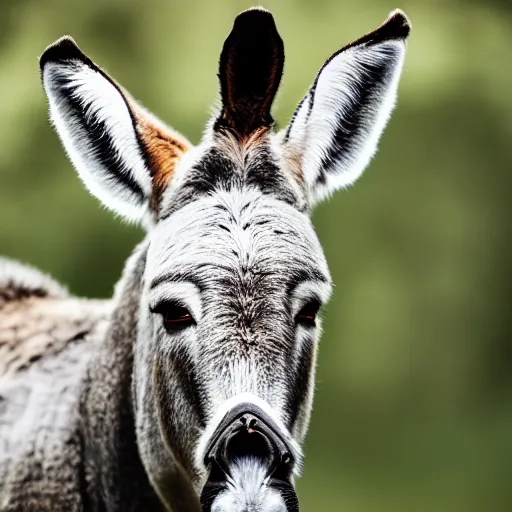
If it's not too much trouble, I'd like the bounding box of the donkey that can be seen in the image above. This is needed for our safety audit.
[0,8,410,512]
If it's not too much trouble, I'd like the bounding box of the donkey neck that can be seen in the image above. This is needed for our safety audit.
[80,240,163,510]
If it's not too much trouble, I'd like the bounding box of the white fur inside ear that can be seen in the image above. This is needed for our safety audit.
[286,40,406,205]
[43,62,152,222]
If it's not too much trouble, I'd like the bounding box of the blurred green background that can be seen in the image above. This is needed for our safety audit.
[1,0,512,510]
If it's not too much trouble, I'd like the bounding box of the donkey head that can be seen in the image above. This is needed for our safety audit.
[40,8,410,512]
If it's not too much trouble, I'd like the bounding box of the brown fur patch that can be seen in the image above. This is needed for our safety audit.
[281,143,304,185]
[135,114,190,212]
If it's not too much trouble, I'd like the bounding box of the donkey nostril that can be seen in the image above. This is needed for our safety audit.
[202,403,298,511]
[224,426,272,466]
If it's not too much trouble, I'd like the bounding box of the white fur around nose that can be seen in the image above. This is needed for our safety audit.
[195,392,303,475]
[212,458,287,512]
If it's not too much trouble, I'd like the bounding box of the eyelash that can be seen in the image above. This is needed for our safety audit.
[151,299,320,331]
[152,301,195,332]
[295,299,321,327]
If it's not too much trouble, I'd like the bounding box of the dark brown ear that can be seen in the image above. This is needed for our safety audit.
[215,8,284,138]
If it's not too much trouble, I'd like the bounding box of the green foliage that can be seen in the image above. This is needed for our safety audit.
[1,0,512,509]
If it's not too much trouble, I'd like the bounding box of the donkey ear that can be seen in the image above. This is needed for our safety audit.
[40,37,191,223]
[215,8,284,137]
[282,10,410,205]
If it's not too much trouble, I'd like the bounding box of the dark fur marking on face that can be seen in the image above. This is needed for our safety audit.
[159,144,302,220]
[154,347,207,474]
[286,330,315,430]
[150,271,206,293]
[286,270,328,297]
[245,147,298,205]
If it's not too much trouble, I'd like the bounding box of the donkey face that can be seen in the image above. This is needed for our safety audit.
[40,8,410,511]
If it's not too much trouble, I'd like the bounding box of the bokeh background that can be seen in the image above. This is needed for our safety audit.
[1,0,512,510]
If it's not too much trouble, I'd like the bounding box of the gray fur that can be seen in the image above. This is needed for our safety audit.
[0,261,111,510]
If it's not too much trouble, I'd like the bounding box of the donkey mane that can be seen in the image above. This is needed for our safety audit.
[0,257,68,306]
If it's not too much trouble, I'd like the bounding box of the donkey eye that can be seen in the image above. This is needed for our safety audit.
[153,301,195,331]
[296,300,321,327]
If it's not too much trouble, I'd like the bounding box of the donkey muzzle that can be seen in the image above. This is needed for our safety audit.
[200,402,299,511]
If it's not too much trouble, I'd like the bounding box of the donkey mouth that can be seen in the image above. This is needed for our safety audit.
[200,402,299,511]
